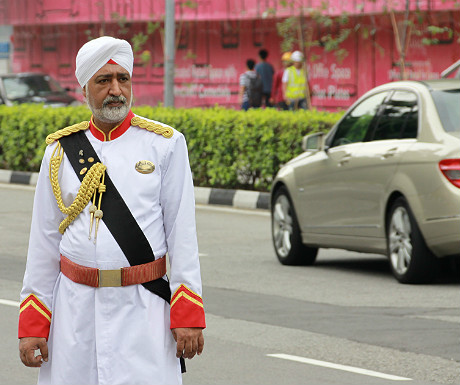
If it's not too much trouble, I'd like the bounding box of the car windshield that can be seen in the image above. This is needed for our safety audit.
[2,75,65,101]
[431,89,460,133]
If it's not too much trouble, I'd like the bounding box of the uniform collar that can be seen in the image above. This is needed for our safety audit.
[89,110,135,142]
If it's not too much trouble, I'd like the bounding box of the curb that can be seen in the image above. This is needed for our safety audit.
[0,169,39,186]
[0,170,270,211]
[195,186,270,210]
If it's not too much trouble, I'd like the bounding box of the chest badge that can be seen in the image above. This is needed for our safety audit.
[135,160,155,174]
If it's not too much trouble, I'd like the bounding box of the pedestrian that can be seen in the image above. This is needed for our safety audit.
[238,58,262,110]
[255,48,275,108]
[271,52,292,110]
[282,50,308,110]
[18,36,205,385]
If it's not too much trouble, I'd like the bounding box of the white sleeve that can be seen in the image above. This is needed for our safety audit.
[19,145,64,338]
[160,132,205,328]
[239,72,248,87]
[282,69,290,83]
[161,132,201,295]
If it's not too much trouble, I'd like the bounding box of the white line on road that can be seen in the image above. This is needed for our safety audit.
[267,353,412,381]
[0,299,20,307]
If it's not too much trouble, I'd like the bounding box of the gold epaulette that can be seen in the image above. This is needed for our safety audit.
[45,121,90,145]
[131,116,174,138]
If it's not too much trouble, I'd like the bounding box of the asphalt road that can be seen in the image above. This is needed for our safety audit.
[0,184,459,385]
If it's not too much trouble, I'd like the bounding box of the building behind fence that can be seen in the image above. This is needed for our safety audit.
[1,0,459,109]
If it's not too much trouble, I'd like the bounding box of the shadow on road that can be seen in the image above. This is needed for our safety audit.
[314,254,460,285]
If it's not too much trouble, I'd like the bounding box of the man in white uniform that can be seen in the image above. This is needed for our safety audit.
[18,36,205,385]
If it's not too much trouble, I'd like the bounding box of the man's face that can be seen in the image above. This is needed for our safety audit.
[83,63,132,124]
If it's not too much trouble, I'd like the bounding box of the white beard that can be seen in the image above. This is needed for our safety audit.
[86,88,133,124]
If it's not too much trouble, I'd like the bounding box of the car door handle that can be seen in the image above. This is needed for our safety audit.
[382,147,398,159]
[338,153,352,166]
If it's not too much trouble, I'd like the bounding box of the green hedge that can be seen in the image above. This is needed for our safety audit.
[0,105,343,191]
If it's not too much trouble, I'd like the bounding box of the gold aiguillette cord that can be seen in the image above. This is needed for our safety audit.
[88,170,106,243]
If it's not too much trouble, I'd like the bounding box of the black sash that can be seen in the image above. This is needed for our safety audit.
[59,130,186,372]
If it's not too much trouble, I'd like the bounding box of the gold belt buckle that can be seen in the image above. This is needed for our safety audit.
[98,268,122,287]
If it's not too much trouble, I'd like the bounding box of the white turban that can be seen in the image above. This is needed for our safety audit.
[75,36,134,87]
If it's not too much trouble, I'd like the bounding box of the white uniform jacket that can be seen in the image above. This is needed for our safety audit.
[19,111,205,385]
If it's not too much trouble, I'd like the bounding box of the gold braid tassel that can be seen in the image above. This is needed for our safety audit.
[91,170,106,243]
[88,199,97,239]
[49,141,107,234]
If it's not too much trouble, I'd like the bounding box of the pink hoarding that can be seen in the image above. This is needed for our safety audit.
[7,0,460,24]
[4,0,460,110]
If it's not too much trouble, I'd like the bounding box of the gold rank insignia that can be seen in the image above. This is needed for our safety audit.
[135,160,155,174]
[45,121,90,145]
[130,116,173,138]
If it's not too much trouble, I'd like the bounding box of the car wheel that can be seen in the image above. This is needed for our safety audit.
[387,197,437,283]
[271,187,318,265]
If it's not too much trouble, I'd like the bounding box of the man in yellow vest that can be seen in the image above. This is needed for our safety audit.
[282,50,307,110]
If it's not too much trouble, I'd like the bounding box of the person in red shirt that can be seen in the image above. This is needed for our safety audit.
[270,52,292,110]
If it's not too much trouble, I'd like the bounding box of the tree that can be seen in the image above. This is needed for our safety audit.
[266,0,352,108]
[270,0,460,90]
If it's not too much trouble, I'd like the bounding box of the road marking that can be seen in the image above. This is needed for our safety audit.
[0,299,20,307]
[267,353,412,381]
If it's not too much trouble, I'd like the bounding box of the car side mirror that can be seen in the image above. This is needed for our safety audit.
[302,132,325,152]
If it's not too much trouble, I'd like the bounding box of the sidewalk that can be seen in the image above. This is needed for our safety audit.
[0,169,270,211]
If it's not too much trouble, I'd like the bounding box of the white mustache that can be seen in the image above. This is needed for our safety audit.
[103,96,127,107]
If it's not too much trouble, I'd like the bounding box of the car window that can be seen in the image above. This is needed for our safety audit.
[3,78,30,100]
[330,92,388,147]
[371,91,418,140]
[2,75,65,101]
[431,89,460,133]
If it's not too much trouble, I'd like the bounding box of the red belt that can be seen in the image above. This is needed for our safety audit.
[60,255,167,287]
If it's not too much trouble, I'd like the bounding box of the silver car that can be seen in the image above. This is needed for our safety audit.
[271,80,460,283]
